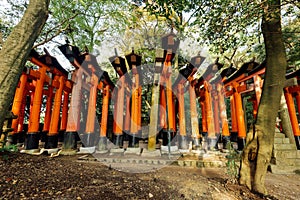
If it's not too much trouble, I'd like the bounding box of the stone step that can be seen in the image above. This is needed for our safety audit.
[274,138,291,144]
[272,149,297,159]
[275,132,285,138]
[271,157,296,166]
[295,159,300,167]
[273,143,296,150]
[269,164,297,174]
[297,151,300,159]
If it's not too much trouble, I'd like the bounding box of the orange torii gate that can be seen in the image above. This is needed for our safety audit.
[173,54,205,149]
[126,49,142,147]
[58,43,103,150]
[284,69,300,149]
[223,61,264,150]
[9,49,72,150]
[196,61,223,150]
[109,52,127,147]
[98,71,115,150]
[209,65,237,148]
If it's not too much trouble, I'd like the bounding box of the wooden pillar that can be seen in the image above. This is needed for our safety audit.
[178,84,187,149]
[204,81,216,149]
[200,100,208,133]
[114,76,125,147]
[98,85,110,150]
[26,66,47,150]
[217,83,230,148]
[10,73,28,144]
[230,95,238,135]
[60,91,69,132]
[64,67,83,150]
[46,75,65,148]
[189,83,201,147]
[42,86,53,134]
[84,73,99,147]
[232,82,247,150]
[284,89,300,137]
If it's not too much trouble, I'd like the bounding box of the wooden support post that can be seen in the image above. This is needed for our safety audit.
[200,100,208,133]
[114,76,125,147]
[42,85,53,137]
[189,83,201,148]
[284,89,300,137]
[233,82,247,150]
[130,74,139,146]
[98,85,110,150]
[60,91,69,132]
[217,83,230,148]
[64,67,83,150]
[46,76,65,149]
[178,84,187,149]
[10,73,28,144]
[204,81,216,149]
[84,73,99,147]
[148,49,164,150]
[26,65,48,150]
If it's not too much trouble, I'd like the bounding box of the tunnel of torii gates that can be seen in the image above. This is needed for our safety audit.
[4,32,300,152]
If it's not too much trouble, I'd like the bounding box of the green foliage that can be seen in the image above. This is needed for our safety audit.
[225,142,241,180]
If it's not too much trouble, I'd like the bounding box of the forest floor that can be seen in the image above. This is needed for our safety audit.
[0,152,300,200]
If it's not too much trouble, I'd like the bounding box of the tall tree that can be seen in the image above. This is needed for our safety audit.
[239,0,287,195]
[145,0,290,195]
[0,0,50,130]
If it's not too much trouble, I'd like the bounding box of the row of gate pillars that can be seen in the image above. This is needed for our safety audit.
[6,31,300,152]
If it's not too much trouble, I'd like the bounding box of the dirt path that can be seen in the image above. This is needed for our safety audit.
[0,153,299,199]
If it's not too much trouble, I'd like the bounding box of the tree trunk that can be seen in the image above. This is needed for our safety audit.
[239,0,287,195]
[0,0,50,130]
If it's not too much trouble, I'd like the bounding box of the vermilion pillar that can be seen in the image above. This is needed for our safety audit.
[114,76,125,147]
[46,75,65,149]
[284,89,300,140]
[64,67,83,150]
[26,65,48,150]
[200,100,208,133]
[84,73,99,147]
[130,74,139,147]
[124,91,131,134]
[204,81,216,149]
[232,82,247,150]
[98,84,110,150]
[217,84,230,148]
[60,91,69,132]
[10,72,28,144]
[42,86,53,138]
[213,94,220,136]
[177,84,187,149]
[189,83,201,148]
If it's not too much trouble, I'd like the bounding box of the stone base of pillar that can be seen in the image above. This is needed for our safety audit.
[113,134,123,148]
[18,131,26,144]
[45,134,58,149]
[98,137,107,150]
[63,132,77,150]
[237,137,246,150]
[179,135,188,149]
[230,132,238,142]
[162,130,175,146]
[7,134,18,145]
[295,136,300,150]
[58,130,65,142]
[82,132,96,147]
[129,134,139,147]
[40,131,48,142]
[207,137,218,150]
[25,132,39,150]
[192,137,201,150]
